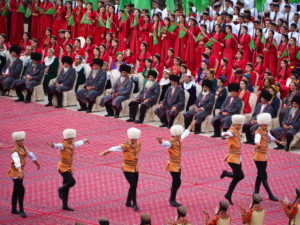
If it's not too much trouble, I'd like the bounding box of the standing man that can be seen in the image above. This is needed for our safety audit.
[0,45,23,96]
[46,129,89,211]
[7,131,40,218]
[100,128,142,211]
[220,115,245,205]
[45,56,76,108]
[156,124,193,207]
[76,58,107,113]
[100,64,133,118]
[155,75,185,128]
[127,70,160,124]
[14,52,46,103]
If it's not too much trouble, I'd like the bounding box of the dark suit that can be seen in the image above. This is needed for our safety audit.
[211,96,242,136]
[0,58,23,91]
[243,103,273,143]
[184,92,215,131]
[47,67,76,106]
[76,70,107,103]
[154,85,185,127]
[128,82,160,122]
[99,76,133,116]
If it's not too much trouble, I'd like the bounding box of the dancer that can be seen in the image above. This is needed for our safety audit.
[46,129,89,211]
[100,128,141,211]
[7,131,40,218]
[203,200,231,225]
[281,188,300,225]
[240,194,265,225]
[253,113,283,201]
[156,123,193,207]
[220,114,245,205]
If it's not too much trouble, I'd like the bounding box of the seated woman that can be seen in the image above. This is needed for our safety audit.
[214,76,227,116]
[242,74,254,92]
[276,59,291,85]
[196,60,209,84]
[206,69,217,93]
[181,74,197,111]
[216,57,231,82]
[99,44,110,64]
[141,58,153,82]
[268,85,281,118]
[84,36,96,64]
[111,52,124,70]
[61,43,76,61]
[159,69,171,102]
[239,80,252,114]
[152,54,164,81]
[179,64,190,82]
[43,48,59,94]
[169,57,182,76]
[123,49,136,66]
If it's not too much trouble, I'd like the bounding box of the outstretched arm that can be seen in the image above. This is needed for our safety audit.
[28,151,40,170]
[100,145,123,156]
[46,138,89,150]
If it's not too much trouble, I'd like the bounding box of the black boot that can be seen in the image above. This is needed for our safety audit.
[184,117,193,129]
[19,191,27,218]
[86,101,94,113]
[274,144,284,150]
[167,116,175,129]
[15,86,24,102]
[58,187,64,200]
[11,194,19,214]
[128,103,138,121]
[24,90,32,103]
[45,91,53,106]
[211,121,221,137]
[62,201,74,211]
[225,193,233,205]
[114,109,120,118]
[169,187,181,207]
[159,116,168,127]
[194,123,201,134]
[104,104,114,117]
[254,176,261,194]
[262,180,278,201]
[220,170,228,179]
[78,101,87,111]
[55,93,63,108]
[125,190,133,208]
[285,134,293,152]
[136,104,147,124]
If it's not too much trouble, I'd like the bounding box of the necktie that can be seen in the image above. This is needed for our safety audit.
[274,12,278,22]
[238,25,242,37]
[287,13,290,27]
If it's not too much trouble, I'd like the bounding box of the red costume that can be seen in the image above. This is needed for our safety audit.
[239,90,251,113]
[137,51,151,72]
[186,26,200,71]
[277,43,288,70]
[118,16,130,51]
[223,34,238,65]
[72,6,85,38]
[19,40,31,52]
[84,43,96,64]
[152,61,164,81]
[74,47,85,58]
[254,62,266,87]
[29,3,41,39]
[61,38,74,51]
[276,67,291,85]
[288,45,300,69]
[140,21,152,46]
[106,12,118,38]
[216,64,231,81]
[0,1,8,35]
[160,27,176,60]
[163,56,174,69]
[238,34,251,62]
[53,5,67,36]
[252,36,264,63]
[174,24,188,59]
[9,0,24,45]
[263,38,277,75]
[82,11,96,38]
[212,32,225,61]
[93,13,107,45]
[39,1,54,39]
[149,22,162,55]
[129,16,143,56]
[232,59,246,71]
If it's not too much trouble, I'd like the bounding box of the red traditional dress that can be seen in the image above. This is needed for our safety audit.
[140,21,152,46]
[106,12,118,38]
[137,51,152,72]
[212,31,225,61]
[109,46,120,62]
[65,9,73,31]
[129,16,143,56]
[52,5,67,36]
[124,55,136,65]
[152,61,164,81]
[29,3,40,39]
[232,58,246,71]
[61,51,76,60]
[263,38,277,75]
[61,38,74,51]
[169,64,181,75]
[288,45,300,70]
[9,0,24,45]
[239,90,251,113]
[277,43,288,73]
[0,1,8,35]
[276,67,291,85]
[74,47,84,58]
[84,43,96,64]
[72,6,85,38]
[216,65,231,81]
[39,1,54,39]
[223,34,238,65]
[252,36,264,63]
[174,23,188,59]
[118,15,130,51]
[163,56,174,69]
[149,22,162,55]
[44,43,60,58]
[82,11,96,38]
[238,34,251,62]
[99,52,110,63]
[41,36,51,50]
[254,62,266,87]
[93,13,107,45]
[186,25,200,72]
[160,26,176,60]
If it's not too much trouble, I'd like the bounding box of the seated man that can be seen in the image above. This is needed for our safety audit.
[155,75,185,128]
[73,55,87,92]
[99,64,133,118]
[211,83,242,137]
[184,79,215,134]
[0,45,23,96]
[271,95,300,151]
[45,56,76,108]
[13,52,45,103]
[76,58,107,113]
[243,90,273,144]
[127,70,160,123]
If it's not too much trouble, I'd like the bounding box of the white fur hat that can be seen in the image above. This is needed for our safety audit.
[232,114,245,125]
[170,125,184,136]
[257,113,272,125]
[127,128,141,139]
[12,131,26,141]
[63,129,76,139]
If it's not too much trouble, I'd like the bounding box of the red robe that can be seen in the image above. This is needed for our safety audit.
[208,54,218,70]
[238,34,251,62]
[65,9,73,31]
[0,1,8,35]
[137,51,151,72]
[53,5,67,36]
[174,24,188,58]
[39,1,54,39]
[223,34,238,65]
[82,11,96,38]
[19,40,31,53]
[61,38,74,51]
[252,36,264,63]
[10,0,24,45]
[109,46,120,62]
[74,47,85,57]
[94,13,107,45]
[276,67,291,85]
[186,26,200,71]
[129,16,143,56]
[169,65,181,75]
[41,36,51,50]
[106,13,118,38]
[152,62,164,81]
[229,72,242,84]
[149,22,162,55]
[288,45,300,69]
[140,21,152,46]
[160,27,176,60]
[29,3,40,39]
[124,55,136,65]
[62,51,76,60]
[277,43,288,73]
[163,56,174,69]
[232,59,246,71]
[99,53,110,63]
[72,6,85,38]
[254,62,266,87]
[84,43,96,64]
[216,65,232,82]
[263,38,277,75]
[212,32,225,61]
[118,16,130,51]
[239,90,251,113]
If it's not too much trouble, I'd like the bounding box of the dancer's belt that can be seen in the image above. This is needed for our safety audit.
[170,157,181,164]
[124,159,138,167]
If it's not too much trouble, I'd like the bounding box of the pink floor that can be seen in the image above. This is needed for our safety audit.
[0,97,299,225]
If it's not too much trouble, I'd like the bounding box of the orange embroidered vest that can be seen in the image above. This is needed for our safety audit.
[58,140,75,173]
[7,146,28,178]
[254,127,268,161]
[120,140,140,172]
[226,126,241,164]
[167,138,181,172]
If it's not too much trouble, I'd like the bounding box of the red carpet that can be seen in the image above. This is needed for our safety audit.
[0,96,299,225]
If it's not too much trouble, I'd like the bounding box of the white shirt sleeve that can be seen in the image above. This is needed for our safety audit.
[221,131,233,138]
[27,151,37,161]
[161,140,172,148]
[75,140,84,147]
[255,134,262,144]
[108,145,123,152]
[53,143,64,150]
[181,129,190,140]
[268,133,276,142]
[12,152,21,168]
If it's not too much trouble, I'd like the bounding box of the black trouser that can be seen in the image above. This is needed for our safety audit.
[213,119,221,136]
[59,171,76,205]
[79,99,94,111]
[104,101,119,116]
[12,179,25,212]
[48,89,63,106]
[15,83,32,101]
[254,161,275,197]
[129,102,148,122]
[170,172,181,202]
[123,172,139,205]
[224,163,244,198]
[243,123,253,143]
